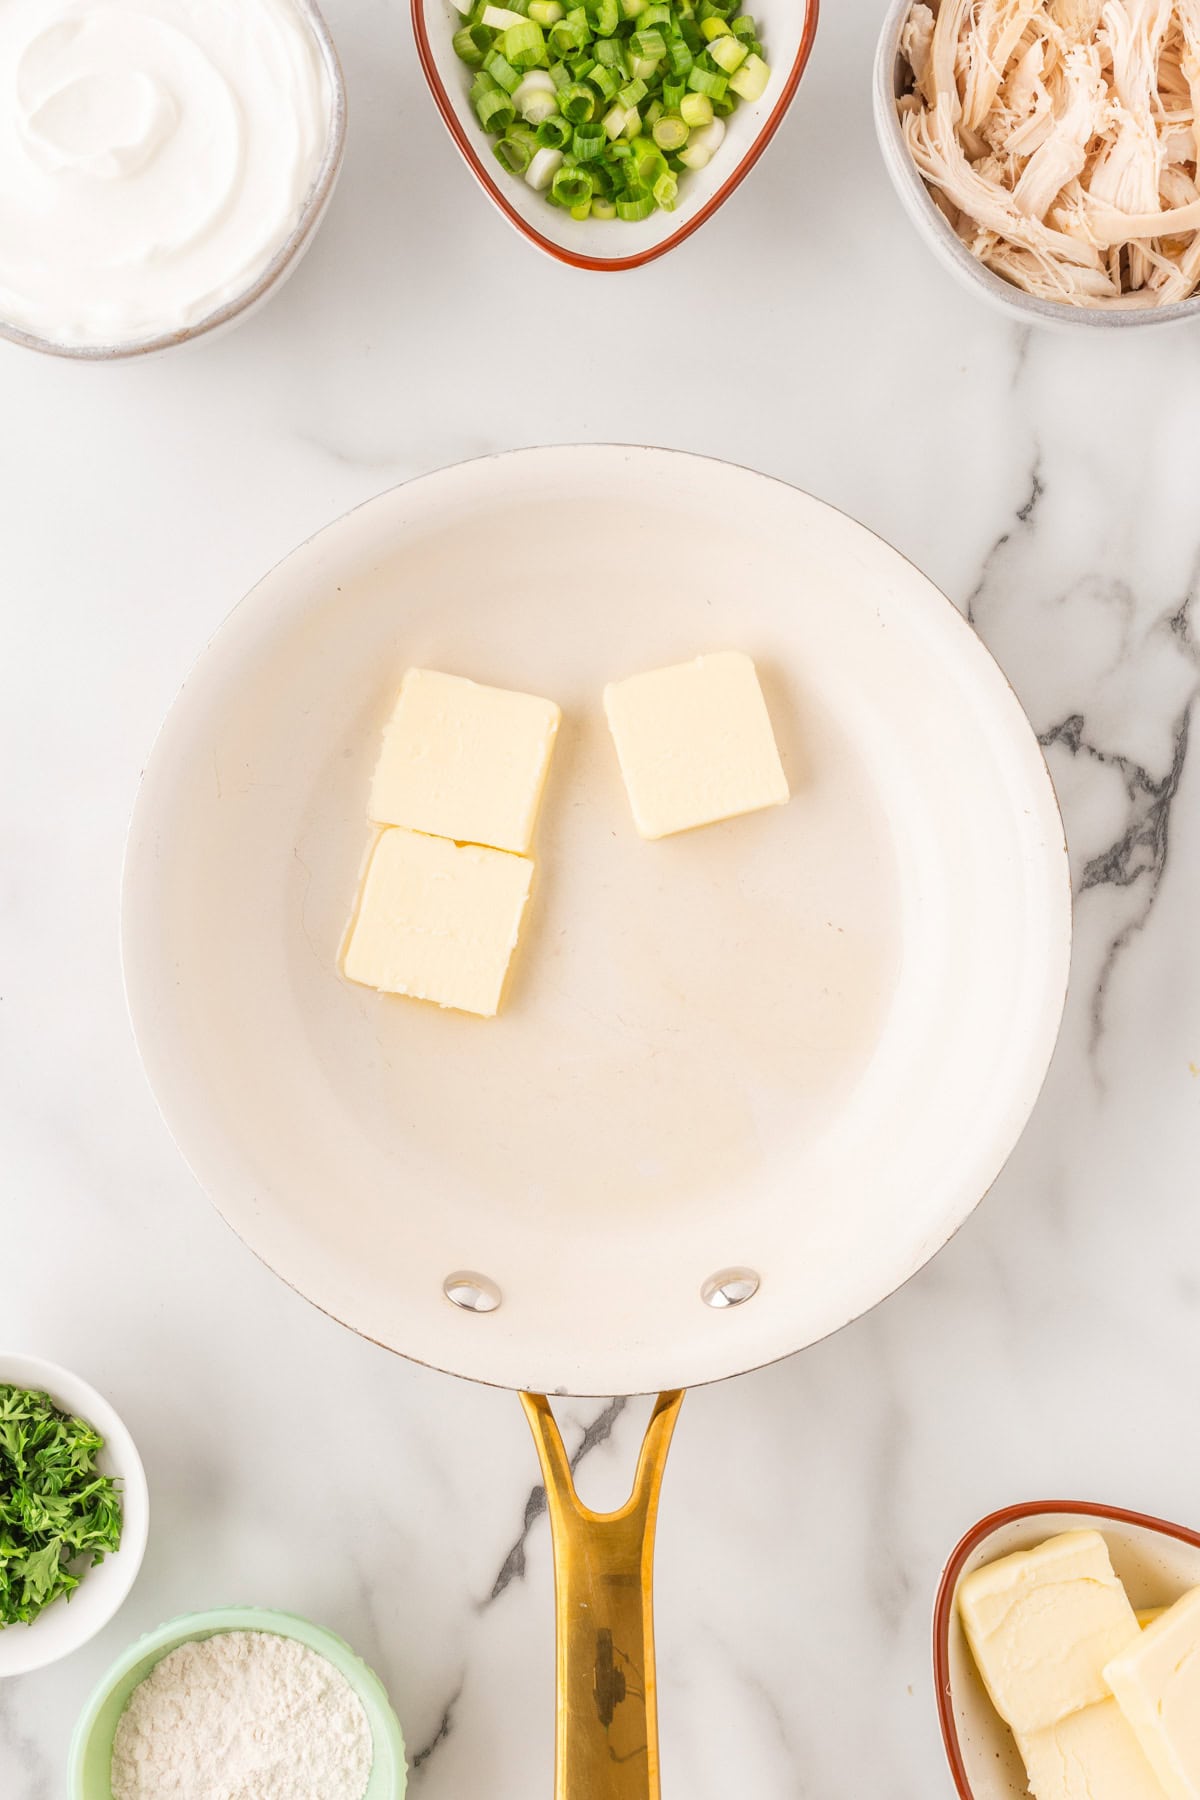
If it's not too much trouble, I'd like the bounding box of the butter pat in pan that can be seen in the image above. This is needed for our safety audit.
[343,827,533,1017]
[370,668,561,855]
[603,651,788,840]
[1105,1588,1200,1800]
[957,1531,1141,1734]
[1016,1702,1168,1800]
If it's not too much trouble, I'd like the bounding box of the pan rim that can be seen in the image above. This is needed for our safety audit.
[120,443,1073,1397]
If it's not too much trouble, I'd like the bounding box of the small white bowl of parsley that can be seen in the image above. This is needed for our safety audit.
[0,1355,149,1677]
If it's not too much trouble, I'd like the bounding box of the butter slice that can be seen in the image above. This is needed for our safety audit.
[343,828,533,1017]
[370,668,561,855]
[603,651,788,840]
[1105,1588,1200,1800]
[1017,1701,1168,1800]
[958,1531,1140,1735]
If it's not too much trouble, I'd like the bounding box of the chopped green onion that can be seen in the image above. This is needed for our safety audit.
[573,121,608,158]
[689,115,726,156]
[502,19,547,65]
[560,79,596,121]
[453,26,487,63]
[652,113,688,149]
[513,69,558,112]
[536,112,573,145]
[679,90,712,125]
[630,27,667,57]
[494,124,537,171]
[588,62,622,99]
[549,15,588,52]
[451,0,768,220]
[525,144,564,187]
[484,49,522,90]
[629,136,668,183]
[553,164,594,205]
[616,185,656,219]
[708,33,747,71]
[475,87,516,129]
[729,50,769,99]
[687,62,728,98]
[652,169,678,209]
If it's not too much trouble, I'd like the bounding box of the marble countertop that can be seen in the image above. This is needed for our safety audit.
[3,0,1199,1793]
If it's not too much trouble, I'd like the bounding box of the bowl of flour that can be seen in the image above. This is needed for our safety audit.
[68,1607,407,1800]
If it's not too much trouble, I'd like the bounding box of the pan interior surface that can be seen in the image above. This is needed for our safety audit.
[122,447,1070,1395]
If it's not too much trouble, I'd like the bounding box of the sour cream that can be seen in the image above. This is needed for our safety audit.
[0,0,335,348]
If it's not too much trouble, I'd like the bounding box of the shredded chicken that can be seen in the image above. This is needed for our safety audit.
[896,0,1200,305]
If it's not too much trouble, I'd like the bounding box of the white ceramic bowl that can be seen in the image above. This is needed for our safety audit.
[873,0,1200,331]
[0,1355,149,1677]
[934,1499,1200,1798]
[413,0,818,270]
[0,1,347,362]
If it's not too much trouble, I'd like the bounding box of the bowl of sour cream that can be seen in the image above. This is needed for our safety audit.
[0,0,346,359]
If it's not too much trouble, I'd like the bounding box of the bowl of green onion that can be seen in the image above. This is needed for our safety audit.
[0,1354,148,1677]
[413,0,819,270]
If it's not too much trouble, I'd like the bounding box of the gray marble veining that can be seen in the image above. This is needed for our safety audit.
[2,0,1199,1794]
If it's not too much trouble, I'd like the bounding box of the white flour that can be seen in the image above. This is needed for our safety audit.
[111,1630,374,1800]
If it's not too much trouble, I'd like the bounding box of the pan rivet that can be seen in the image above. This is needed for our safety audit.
[701,1268,760,1309]
[444,1272,502,1314]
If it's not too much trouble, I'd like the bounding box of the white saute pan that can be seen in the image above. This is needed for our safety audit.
[123,445,1072,1800]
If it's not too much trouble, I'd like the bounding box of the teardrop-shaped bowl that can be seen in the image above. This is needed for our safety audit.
[934,1500,1200,1799]
[412,0,818,270]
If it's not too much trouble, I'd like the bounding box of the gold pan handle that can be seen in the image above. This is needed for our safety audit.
[520,1390,685,1800]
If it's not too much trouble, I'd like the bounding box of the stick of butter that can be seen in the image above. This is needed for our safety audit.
[369,668,561,856]
[342,827,533,1018]
[1017,1700,1169,1800]
[1105,1588,1200,1800]
[603,651,788,840]
[958,1531,1141,1735]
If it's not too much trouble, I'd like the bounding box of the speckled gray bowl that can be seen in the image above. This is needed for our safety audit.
[0,0,347,362]
[873,0,1200,331]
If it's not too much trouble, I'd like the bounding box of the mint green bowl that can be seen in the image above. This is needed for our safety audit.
[68,1607,407,1800]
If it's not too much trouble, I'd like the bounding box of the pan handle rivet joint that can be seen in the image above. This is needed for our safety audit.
[443,1272,502,1313]
[701,1268,760,1308]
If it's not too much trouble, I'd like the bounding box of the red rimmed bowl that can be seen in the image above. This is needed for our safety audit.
[412,0,818,270]
[934,1500,1200,1798]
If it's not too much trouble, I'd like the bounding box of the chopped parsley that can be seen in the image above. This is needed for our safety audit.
[0,1384,123,1627]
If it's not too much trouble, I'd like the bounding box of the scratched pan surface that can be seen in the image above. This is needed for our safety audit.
[122,446,1071,1396]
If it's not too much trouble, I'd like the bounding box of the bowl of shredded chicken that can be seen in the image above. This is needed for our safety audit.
[874,0,1200,321]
